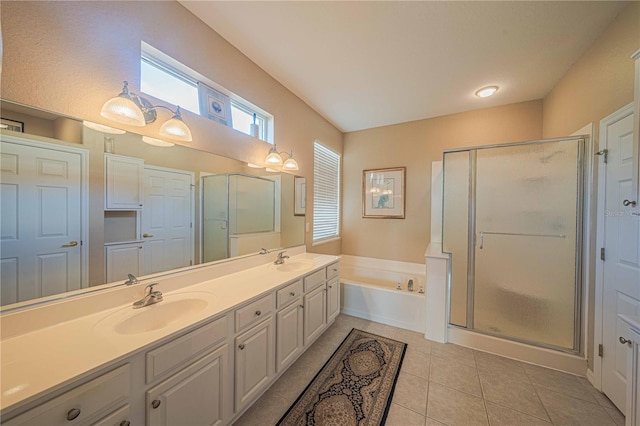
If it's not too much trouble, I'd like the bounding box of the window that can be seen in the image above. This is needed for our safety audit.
[140,46,273,143]
[313,142,341,243]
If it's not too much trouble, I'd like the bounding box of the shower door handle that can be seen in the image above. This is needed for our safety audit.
[479,233,484,249]
[220,220,227,230]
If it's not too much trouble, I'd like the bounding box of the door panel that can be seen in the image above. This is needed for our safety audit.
[0,140,83,304]
[602,112,640,413]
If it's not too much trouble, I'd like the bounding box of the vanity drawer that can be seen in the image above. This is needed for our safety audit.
[146,315,228,383]
[5,364,130,426]
[277,280,303,308]
[304,269,326,292]
[235,294,274,332]
[326,262,340,280]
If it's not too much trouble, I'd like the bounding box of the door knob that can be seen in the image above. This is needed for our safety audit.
[143,233,154,238]
[61,240,78,248]
[619,336,632,346]
[623,199,637,207]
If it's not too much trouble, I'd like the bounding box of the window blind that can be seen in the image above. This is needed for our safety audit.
[313,142,341,242]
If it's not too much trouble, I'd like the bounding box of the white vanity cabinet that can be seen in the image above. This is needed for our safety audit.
[276,294,304,372]
[105,154,144,210]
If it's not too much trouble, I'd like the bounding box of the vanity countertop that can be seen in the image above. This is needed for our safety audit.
[0,252,339,413]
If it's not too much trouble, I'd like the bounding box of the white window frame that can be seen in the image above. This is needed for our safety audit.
[313,141,341,244]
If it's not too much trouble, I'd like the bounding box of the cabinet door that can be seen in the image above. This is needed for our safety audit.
[327,277,340,323]
[147,345,230,426]
[276,302,303,373]
[104,243,143,283]
[105,154,143,210]
[235,318,275,411]
[304,285,327,346]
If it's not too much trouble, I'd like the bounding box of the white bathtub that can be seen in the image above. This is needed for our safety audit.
[340,255,427,333]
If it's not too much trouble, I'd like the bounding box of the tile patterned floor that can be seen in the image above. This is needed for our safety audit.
[233,314,624,426]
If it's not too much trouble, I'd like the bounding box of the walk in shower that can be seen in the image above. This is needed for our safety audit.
[202,173,277,262]
[442,137,584,353]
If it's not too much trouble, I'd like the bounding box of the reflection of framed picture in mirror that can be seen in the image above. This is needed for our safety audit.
[198,82,232,127]
[1,117,24,132]
[294,176,306,216]
[363,167,405,218]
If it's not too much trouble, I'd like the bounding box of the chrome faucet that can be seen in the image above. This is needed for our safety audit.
[259,248,269,255]
[133,283,163,309]
[274,251,289,265]
[124,273,139,286]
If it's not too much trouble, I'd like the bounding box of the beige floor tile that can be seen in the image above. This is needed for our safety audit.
[386,403,427,426]
[524,363,598,404]
[537,387,616,426]
[398,328,432,354]
[426,417,448,426]
[576,376,618,409]
[391,371,429,415]
[604,406,626,426]
[332,313,370,331]
[364,321,402,339]
[233,393,289,426]
[485,402,551,426]
[478,370,549,421]
[474,350,530,383]
[401,347,431,380]
[431,342,476,367]
[426,382,489,426]
[430,356,482,397]
[268,357,318,403]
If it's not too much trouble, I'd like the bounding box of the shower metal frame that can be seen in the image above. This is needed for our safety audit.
[442,136,586,355]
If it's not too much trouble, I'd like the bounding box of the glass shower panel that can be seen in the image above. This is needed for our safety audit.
[473,140,581,350]
[230,175,275,234]
[202,175,229,262]
[442,150,470,327]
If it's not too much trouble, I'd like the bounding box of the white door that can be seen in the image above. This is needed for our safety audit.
[601,109,640,413]
[1,140,84,304]
[141,166,193,275]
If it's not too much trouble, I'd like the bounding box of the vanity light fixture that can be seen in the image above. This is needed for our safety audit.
[82,120,126,135]
[142,136,175,147]
[475,85,499,98]
[101,81,193,142]
[264,143,299,171]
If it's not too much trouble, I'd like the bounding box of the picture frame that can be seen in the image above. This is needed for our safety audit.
[198,82,232,127]
[294,176,306,216]
[362,167,406,218]
[1,117,24,132]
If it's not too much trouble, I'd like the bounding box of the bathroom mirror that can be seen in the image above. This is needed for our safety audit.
[0,99,306,309]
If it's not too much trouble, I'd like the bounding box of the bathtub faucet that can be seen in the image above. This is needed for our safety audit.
[274,251,289,265]
[407,279,414,292]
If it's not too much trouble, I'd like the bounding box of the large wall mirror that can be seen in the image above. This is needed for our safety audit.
[0,99,306,309]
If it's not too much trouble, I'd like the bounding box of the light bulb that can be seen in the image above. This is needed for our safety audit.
[475,86,499,98]
[100,81,146,126]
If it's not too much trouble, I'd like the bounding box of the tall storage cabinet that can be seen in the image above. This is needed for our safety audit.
[104,154,143,210]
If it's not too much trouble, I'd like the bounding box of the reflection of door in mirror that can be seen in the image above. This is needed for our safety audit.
[1,136,88,304]
[142,166,194,274]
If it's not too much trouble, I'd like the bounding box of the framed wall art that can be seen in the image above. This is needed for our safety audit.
[198,82,232,127]
[1,117,24,132]
[362,167,405,218]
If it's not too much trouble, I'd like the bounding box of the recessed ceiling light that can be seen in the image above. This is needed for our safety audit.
[475,86,499,98]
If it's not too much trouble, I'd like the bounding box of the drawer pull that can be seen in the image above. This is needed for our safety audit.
[255,310,261,316]
[120,421,131,426]
[151,399,162,409]
[333,268,338,272]
[239,344,246,350]
[290,292,296,296]
[328,285,333,288]
[66,408,81,421]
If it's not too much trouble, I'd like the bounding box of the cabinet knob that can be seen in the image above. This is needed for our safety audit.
[139,204,143,207]
[239,344,245,350]
[290,292,296,296]
[66,408,81,421]
[151,399,162,409]
[119,421,131,426]
[255,310,261,316]
[619,336,632,346]
[333,268,338,272]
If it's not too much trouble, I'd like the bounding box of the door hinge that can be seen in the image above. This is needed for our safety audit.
[600,247,605,261]
[598,343,603,357]
[190,222,193,228]
[595,149,608,163]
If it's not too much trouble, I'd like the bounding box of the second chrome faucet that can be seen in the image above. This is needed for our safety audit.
[274,251,289,265]
[133,283,163,308]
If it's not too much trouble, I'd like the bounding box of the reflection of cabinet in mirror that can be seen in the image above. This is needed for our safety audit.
[103,154,194,282]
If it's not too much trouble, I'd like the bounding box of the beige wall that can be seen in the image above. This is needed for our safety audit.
[342,100,543,263]
[543,2,640,138]
[0,1,342,254]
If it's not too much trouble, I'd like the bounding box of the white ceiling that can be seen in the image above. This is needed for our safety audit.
[180,1,628,133]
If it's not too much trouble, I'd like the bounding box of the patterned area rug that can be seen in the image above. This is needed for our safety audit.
[277,328,407,426]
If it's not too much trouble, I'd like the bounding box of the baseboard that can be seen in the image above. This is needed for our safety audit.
[341,307,424,333]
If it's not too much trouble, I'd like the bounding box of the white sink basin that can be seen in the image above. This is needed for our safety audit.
[95,292,210,336]
[276,259,315,273]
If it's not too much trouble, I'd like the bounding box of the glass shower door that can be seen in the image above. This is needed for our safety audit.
[473,140,582,350]
[202,175,229,262]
